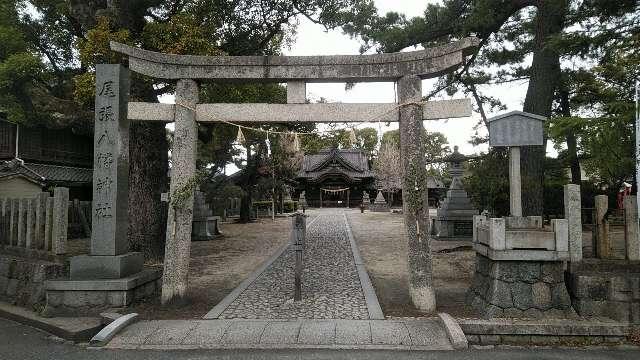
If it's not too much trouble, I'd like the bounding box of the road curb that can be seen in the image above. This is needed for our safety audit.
[0,301,102,341]
[343,212,384,320]
[90,313,139,347]
[438,312,468,349]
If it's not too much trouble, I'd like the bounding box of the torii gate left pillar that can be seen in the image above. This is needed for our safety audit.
[398,75,435,312]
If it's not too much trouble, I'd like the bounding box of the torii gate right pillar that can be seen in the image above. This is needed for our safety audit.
[398,75,436,312]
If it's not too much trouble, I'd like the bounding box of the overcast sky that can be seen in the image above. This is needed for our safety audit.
[279,0,532,156]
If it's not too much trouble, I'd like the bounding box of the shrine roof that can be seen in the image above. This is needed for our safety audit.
[298,148,374,181]
[0,160,92,185]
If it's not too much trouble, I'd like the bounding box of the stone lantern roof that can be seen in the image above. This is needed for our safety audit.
[442,146,471,164]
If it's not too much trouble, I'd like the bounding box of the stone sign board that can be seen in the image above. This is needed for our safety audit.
[488,111,546,147]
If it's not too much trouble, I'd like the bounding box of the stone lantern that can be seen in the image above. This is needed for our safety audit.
[436,146,478,240]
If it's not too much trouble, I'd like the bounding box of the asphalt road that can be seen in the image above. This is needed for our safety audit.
[1,318,639,360]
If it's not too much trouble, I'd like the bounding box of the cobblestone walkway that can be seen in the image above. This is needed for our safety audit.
[217,210,370,319]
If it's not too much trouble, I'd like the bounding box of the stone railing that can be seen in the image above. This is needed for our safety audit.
[0,188,69,257]
[473,215,569,260]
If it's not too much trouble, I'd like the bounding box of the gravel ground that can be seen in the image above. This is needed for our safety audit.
[346,209,477,318]
[219,210,369,319]
[130,217,294,319]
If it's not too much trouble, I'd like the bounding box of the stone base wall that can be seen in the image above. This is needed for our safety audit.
[568,260,640,323]
[0,254,65,310]
[467,253,573,318]
[466,333,629,347]
[461,318,635,347]
[43,270,162,317]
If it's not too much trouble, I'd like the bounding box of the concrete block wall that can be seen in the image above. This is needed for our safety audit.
[0,254,65,310]
[568,260,640,323]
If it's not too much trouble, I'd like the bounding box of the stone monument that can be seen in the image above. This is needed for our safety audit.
[192,189,222,241]
[436,146,478,240]
[370,190,389,212]
[44,65,161,316]
[298,191,307,212]
[467,111,573,318]
[362,191,371,209]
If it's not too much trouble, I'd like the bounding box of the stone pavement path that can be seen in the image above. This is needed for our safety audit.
[106,318,453,350]
[214,210,372,320]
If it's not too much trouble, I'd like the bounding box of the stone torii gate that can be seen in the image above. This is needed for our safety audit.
[88,37,479,311]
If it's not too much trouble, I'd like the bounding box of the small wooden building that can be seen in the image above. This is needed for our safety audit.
[296,148,376,208]
[0,119,93,199]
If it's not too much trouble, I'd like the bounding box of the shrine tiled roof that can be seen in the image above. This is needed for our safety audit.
[0,159,92,185]
[298,148,375,181]
[26,163,93,183]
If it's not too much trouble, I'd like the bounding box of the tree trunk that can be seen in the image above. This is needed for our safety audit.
[239,147,253,223]
[127,121,168,261]
[240,190,253,222]
[521,0,567,216]
[559,87,581,184]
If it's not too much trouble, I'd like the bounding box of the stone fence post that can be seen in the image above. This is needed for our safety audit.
[35,192,48,249]
[44,197,54,251]
[25,198,35,249]
[564,184,582,262]
[624,195,640,260]
[10,199,18,246]
[17,198,27,247]
[595,195,609,259]
[0,199,8,245]
[52,187,69,255]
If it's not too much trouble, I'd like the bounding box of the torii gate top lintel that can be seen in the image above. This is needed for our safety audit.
[110,37,479,82]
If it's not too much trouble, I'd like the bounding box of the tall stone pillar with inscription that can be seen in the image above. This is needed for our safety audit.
[397,75,436,312]
[43,65,161,317]
[70,64,143,278]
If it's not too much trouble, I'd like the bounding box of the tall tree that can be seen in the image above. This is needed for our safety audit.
[342,0,637,215]
[7,0,376,261]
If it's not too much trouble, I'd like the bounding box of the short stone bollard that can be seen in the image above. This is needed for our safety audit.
[290,212,307,301]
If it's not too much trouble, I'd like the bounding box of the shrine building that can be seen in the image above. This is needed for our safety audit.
[295,148,376,208]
